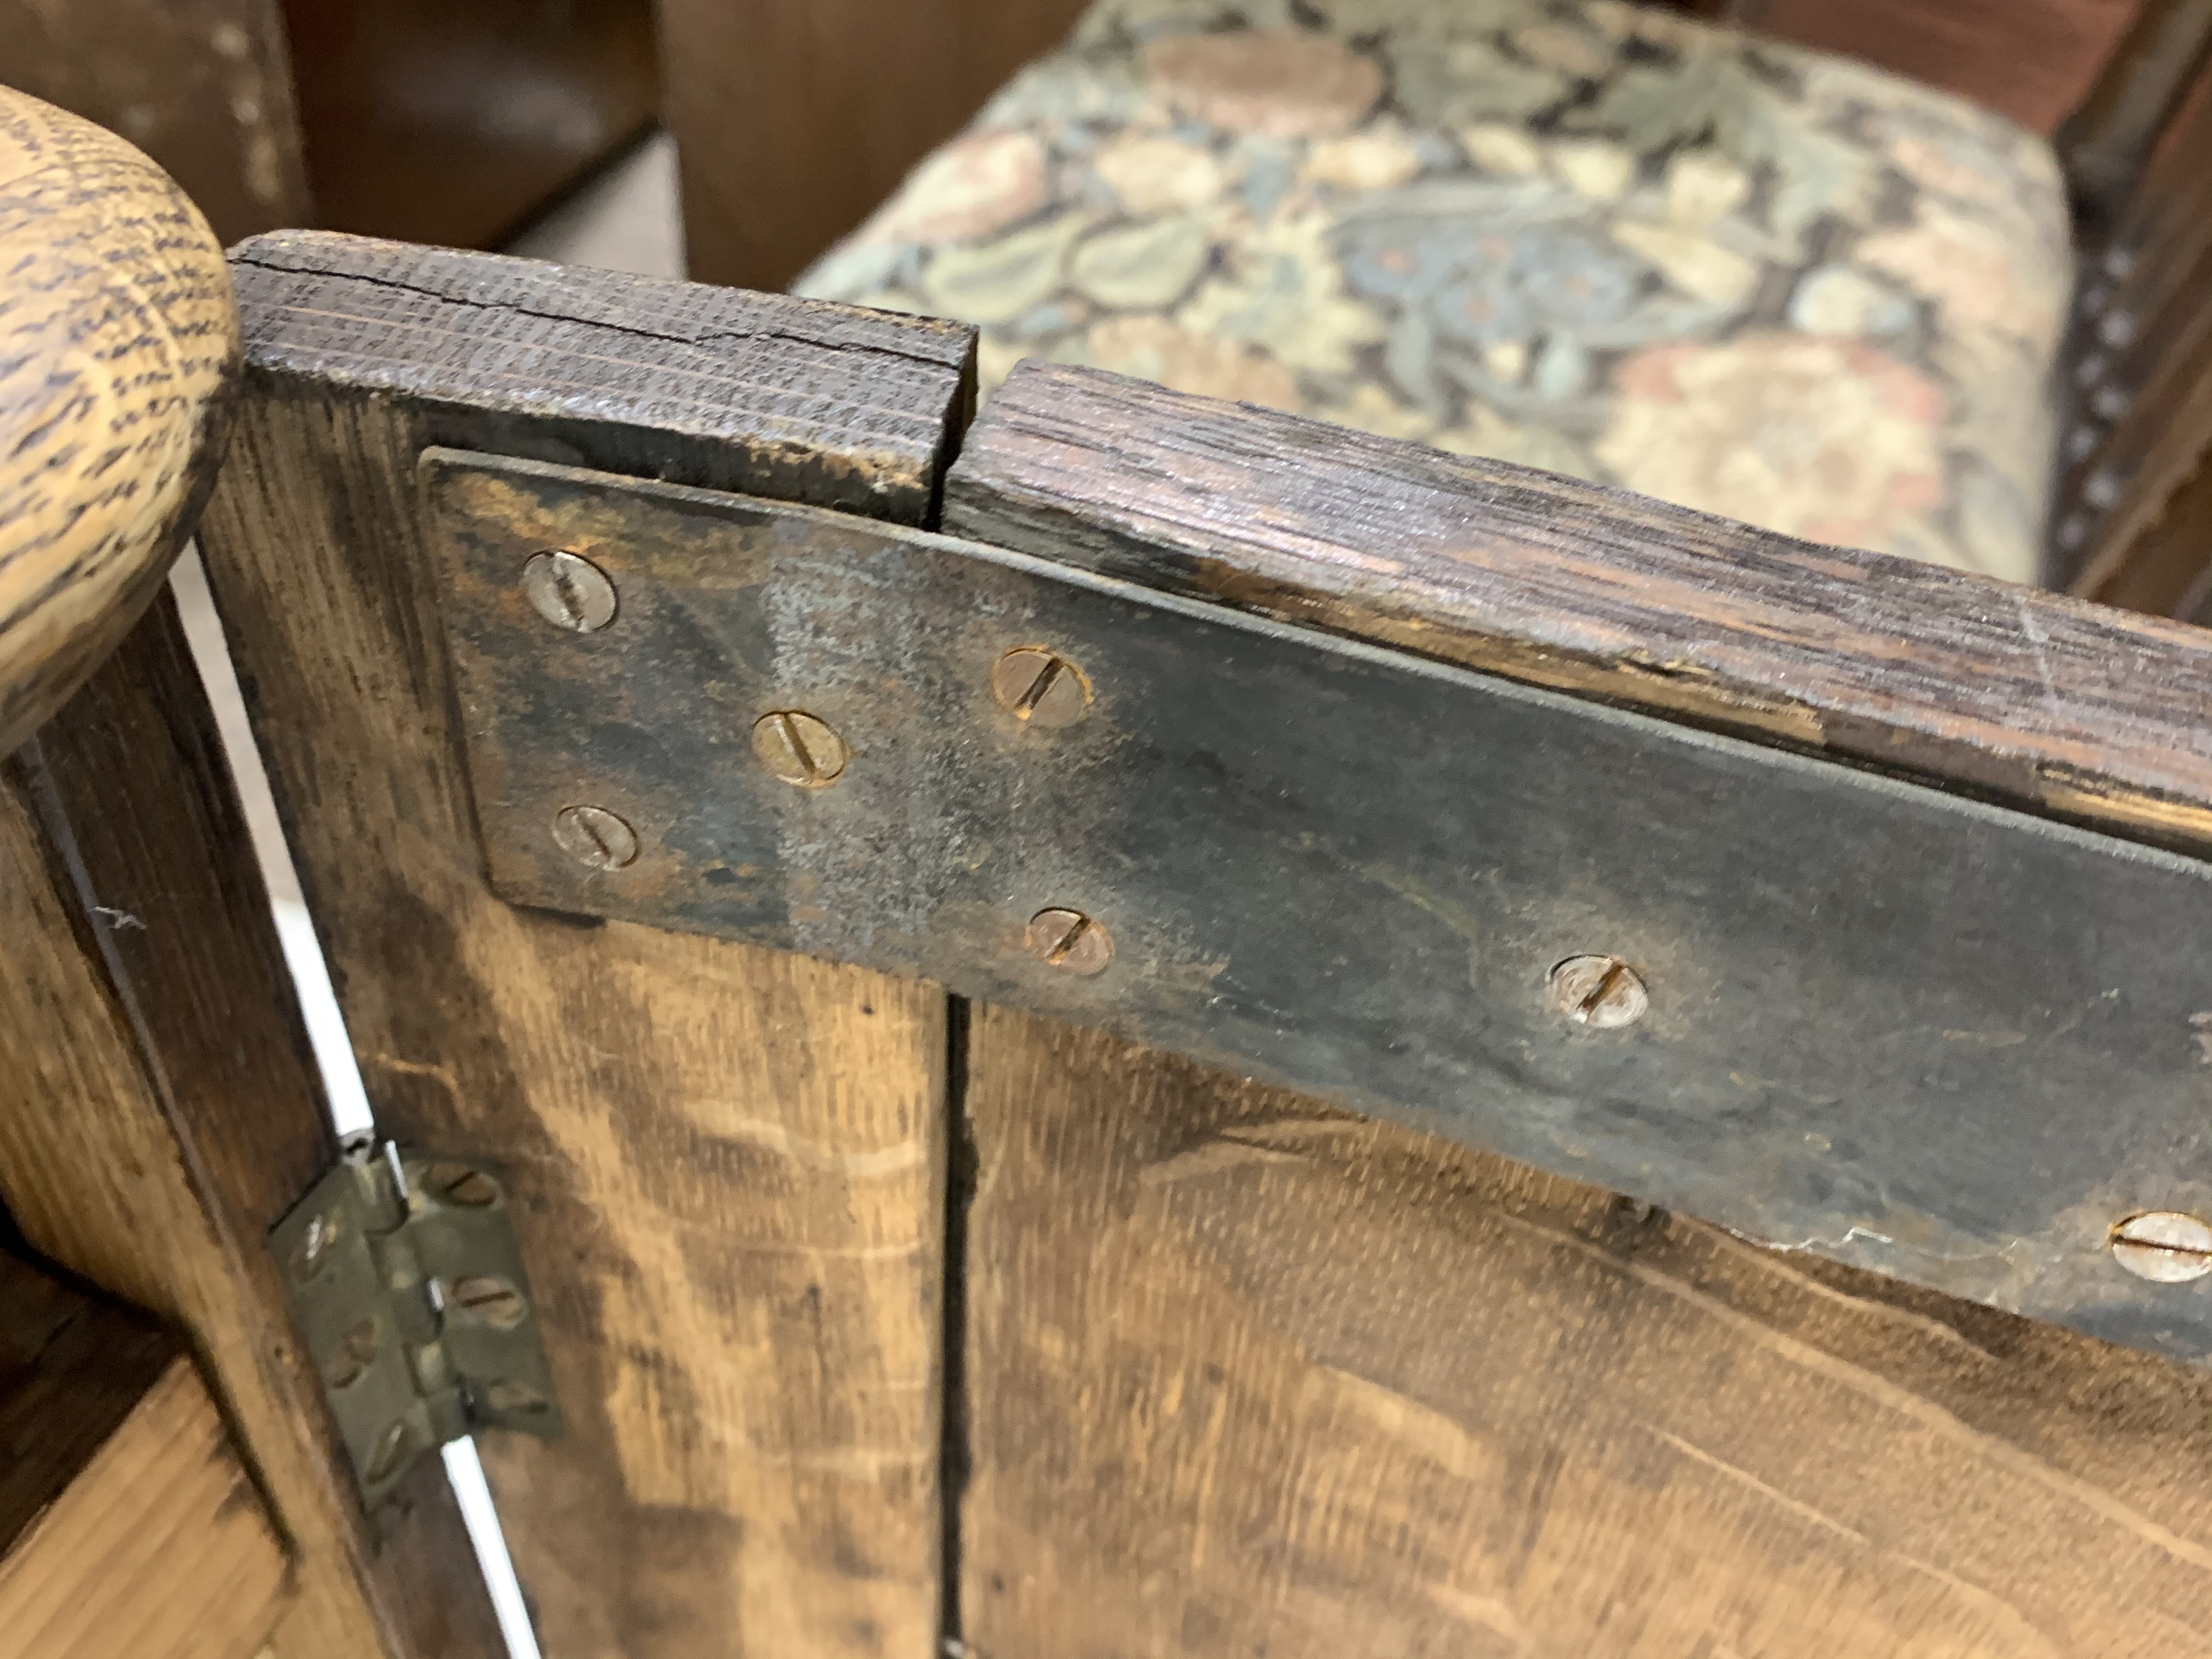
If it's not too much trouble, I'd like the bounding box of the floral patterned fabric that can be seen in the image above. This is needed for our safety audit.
[796,0,2073,580]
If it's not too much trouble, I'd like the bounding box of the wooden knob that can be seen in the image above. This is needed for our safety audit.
[0,87,239,754]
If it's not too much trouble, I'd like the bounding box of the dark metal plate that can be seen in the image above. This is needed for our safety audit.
[425,447,2212,1365]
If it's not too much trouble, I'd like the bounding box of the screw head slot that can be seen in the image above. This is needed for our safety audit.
[1548,955,1648,1029]
[552,804,638,870]
[1025,908,1114,976]
[2110,1211,2212,1282]
[752,710,849,787]
[522,550,617,633]
[992,648,1092,729]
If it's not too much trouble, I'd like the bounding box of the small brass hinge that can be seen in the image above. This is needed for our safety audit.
[272,1136,560,1509]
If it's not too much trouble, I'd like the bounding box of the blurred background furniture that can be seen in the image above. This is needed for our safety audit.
[659,0,2155,294]
[8,0,2202,604]
[773,0,2211,597]
[0,0,657,248]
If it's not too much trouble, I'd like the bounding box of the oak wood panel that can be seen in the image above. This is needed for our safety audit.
[2051,0,2212,217]
[0,0,311,243]
[1743,0,2138,136]
[2089,450,2212,619]
[945,361,2212,850]
[0,86,239,755]
[198,233,975,1659]
[0,590,501,1659]
[658,0,1093,290]
[2063,59,2212,610]
[279,0,658,250]
[2,1253,291,1659]
[963,1007,2212,1658]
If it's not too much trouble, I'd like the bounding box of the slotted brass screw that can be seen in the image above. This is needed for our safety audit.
[992,648,1091,729]
[1025,909,1114,976]
[364,1420,414,1483]
[449,1275,529,1329]
[522,549,617,632]
[552,804,638,870]
[1548,955,1647,1029]
[752,710,849,787]
[2110,1212,2212,1283]
[482,1379,551,1415]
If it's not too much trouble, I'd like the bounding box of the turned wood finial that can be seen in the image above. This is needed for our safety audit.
[0,86,239,754]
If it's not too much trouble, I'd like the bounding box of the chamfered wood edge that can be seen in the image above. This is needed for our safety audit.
[0,1247,173,1544]
[0,1357,295,1659]
[0,86,239,755]
[227,229,978,526]
[0,1250,292,1659]
[945,361,2212,853]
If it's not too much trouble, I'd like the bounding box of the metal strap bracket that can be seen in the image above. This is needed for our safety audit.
[421,445,2212,1370]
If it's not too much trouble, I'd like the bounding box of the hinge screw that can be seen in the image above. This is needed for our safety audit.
[421,1162,500,1207]
[449,1275,529,1329]
[552,804,638,870]
[752,710,849,787]
[1025,909,1114,976]
[993,648,1092,729]
[323,1319,380,1390]
[1548,955,1648,1029]
[522,550,617,633]
[482,1378,551,1415]
[291,1211,338,1282]
[364,1421,414,1484]
[2110,1212,2212,1282]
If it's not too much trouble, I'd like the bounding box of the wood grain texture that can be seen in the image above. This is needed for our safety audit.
[2,1254,291,1659]
[945,361,2212,849]
[0,590,500,1659]
[1740,0,2139,136]
[0,0,311,243]
[227,231,974,522]
[2052,0,2212,217]
[658,0,1093,290]
[1,1248,174,1552]
[199,236,972,1659]
[963,1007,2212,1658]
[0,86,239,755]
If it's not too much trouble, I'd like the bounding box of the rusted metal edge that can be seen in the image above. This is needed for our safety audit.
[426,447,2212,1367]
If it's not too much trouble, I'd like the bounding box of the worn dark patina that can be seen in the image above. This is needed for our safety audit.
[427,448,2212,1368]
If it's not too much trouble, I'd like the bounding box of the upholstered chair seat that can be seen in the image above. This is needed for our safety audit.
[795,0,2074,582]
